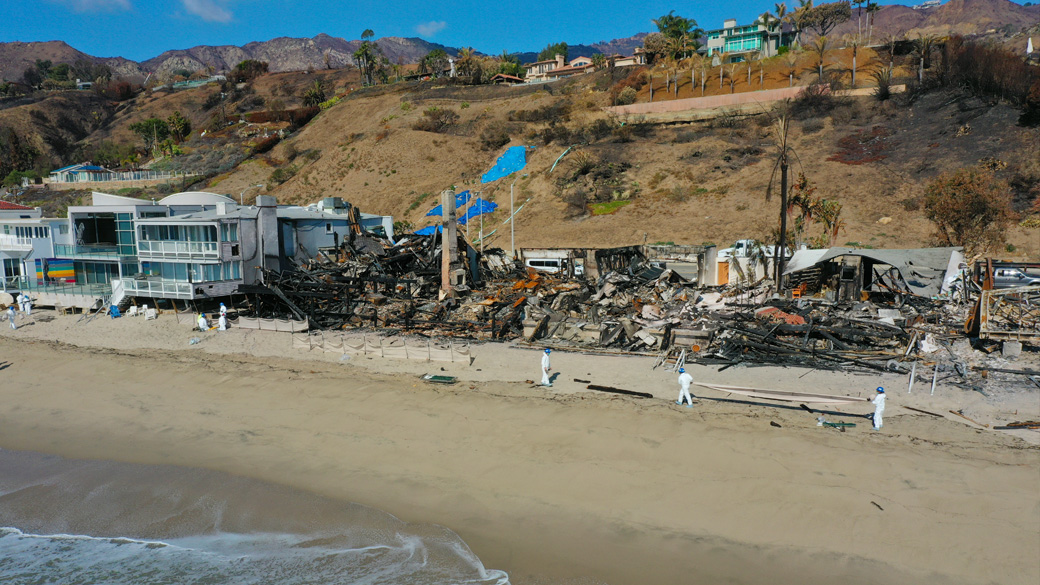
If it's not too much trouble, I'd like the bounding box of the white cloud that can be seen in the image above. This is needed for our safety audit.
[181,0,234,23]
[49,0,132,11]
[415,21,447,37]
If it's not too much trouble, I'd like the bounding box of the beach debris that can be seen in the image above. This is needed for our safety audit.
[949,410,989,428]
[992,421,1040,430]
[901,405,945,418]
[871,501,884,511]
[585,384,654,399]
[421,374,458,384]
[770,421,782,428]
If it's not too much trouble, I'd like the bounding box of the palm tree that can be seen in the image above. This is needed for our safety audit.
[783,51,799,87]
[457,47,478,81]
[793,0,814,48]
[816,199,846,246]
[866,1,881,45]
[591,53,606,69]
[699,54,711,95]
[843,35,860,87]
[766,103,797,289]
[914,34,937,82]
[753,51,767,87]
[854,0,865,43]
[726,62,740,93]
[810,35,830,80]
[717,51,729,89]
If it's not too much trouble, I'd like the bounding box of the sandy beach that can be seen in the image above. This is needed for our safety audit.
[0,309,1037,584]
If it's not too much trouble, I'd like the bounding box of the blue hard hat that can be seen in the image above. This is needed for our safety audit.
[679,368,685,373]
[876,387,885,393]
[545,348,551,353]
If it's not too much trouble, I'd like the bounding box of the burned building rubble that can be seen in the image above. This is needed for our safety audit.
[240,233,1038,385]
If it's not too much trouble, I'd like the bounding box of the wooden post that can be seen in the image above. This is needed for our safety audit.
[440,188,458,297]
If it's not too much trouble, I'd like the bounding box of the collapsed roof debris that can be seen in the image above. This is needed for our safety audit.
[240,234,1037,389]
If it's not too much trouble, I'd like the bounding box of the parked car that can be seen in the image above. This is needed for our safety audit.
[992,268,1040,289]
[525,258,584,276]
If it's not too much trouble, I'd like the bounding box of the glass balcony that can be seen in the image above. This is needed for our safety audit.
[2,276,112,297]
[54,244,136,260]
[120,278,194,299]
[137,240,219,260]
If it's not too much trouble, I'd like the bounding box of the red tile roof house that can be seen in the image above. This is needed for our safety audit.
[523,54,600,83]
[0,201,40,219]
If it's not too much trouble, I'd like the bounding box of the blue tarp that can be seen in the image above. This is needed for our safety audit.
[458,198,499,225]
[425,190,472,216]
[481,146,528,183]
[414,225,443,235]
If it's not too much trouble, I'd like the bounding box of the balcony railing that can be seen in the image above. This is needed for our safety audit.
[120,278,194,300]
[0,235,34,251]
[137,240,219,260]
[54,244,135,259]
[1,276,111,297]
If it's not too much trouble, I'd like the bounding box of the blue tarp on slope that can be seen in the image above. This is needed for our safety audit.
[458,198,499,225]
[481,146,528,183]
[414,225,443,235]
[425,190,471,216]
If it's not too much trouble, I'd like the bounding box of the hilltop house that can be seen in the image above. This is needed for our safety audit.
[523,54,596,82]
[704,18,794,63]
[523,52,647,83]
[49,163,115,183]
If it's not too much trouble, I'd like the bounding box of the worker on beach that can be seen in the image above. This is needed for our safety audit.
[676,367,694,407]
[197,313,208,331]
[18,293,31,316]
[218,314,227,331]
[541,348,552,387]
[7,304,16,330]
[219,303,227,318]
[872,387,886,431]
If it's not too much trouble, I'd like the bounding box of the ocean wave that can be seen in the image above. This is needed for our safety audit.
[0,526,509,585]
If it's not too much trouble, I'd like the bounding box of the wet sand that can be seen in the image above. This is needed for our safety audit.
[0,315,1038,584]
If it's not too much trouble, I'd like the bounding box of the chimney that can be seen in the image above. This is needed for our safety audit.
[556,54,565,69]
[255,195,280,273]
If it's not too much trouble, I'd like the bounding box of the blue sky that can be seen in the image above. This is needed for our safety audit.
[0,1,1027,61]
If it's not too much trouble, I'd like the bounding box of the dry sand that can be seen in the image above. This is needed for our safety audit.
[0,309,1037,584]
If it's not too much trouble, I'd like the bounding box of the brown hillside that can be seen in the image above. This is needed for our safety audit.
[193,71,1038,258]
[0,41,141,85]
[832,0,1040,41]
[4,64,1036,259]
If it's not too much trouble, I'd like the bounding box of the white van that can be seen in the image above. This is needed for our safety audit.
[525,258,584,276]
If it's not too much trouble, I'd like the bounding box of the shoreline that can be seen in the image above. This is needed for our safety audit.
[0,314,1038,584]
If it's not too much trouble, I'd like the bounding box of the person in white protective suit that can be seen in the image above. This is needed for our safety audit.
[22,294,31,316]
[676,367,695,407]
[7,304,16,330]
[219,303,227,318]
[218,314,227,331]
[872,387,886,431]
[541,348,553,387]
[197,313,208,331]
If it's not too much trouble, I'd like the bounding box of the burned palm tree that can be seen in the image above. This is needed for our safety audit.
[766,103,798,289]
